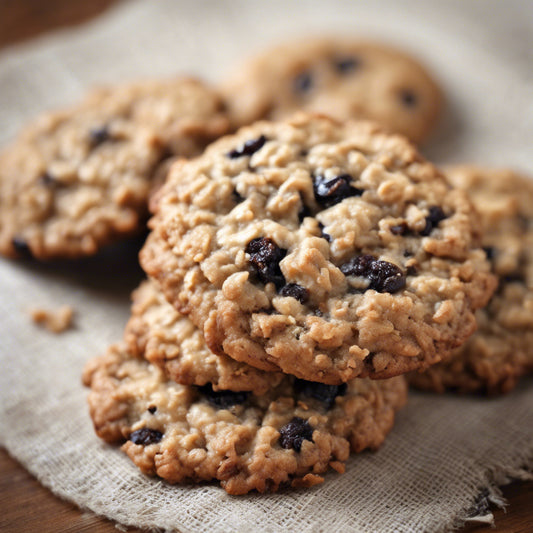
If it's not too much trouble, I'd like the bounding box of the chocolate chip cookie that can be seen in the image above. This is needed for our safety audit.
[140,114,496,384]
[125,278,284,394]
[83,342,407,494]
[0,78,229,259]
[409,167,533,394]
[221,38,443,143]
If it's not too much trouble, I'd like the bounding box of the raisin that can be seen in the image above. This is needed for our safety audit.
[390,222,408,236]
[11,237,33,258]
[279,283,309,303]
[318,222,331,242]
[420,206,447,236]
[341,255,406,293]
[227,135,267,159]
[294,378,347,409]
[198,383,249,409]
[293,71,313,94]
[89,125,111,147]
[147,405,157,414]
[399,89,418,108]
[279,417,314,452]
[313,173,363,208]
[333,56,361,74]
[129,427,163,445]
[246,237,287,289]
[340,254,375,277]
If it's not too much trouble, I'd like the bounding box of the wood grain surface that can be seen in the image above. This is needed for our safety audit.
[0,1,531,532]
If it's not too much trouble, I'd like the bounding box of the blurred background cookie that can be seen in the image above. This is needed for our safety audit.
[409,166,533,394]
[0,77,229,260]
[221,38,443,144]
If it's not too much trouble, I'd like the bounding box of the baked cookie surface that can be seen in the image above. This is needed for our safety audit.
[125,278,284,394]
[0,78,229,259]
[141,114,496,384]
[82,342,407,495]
[221,38,442,143]
[409,167,533,394]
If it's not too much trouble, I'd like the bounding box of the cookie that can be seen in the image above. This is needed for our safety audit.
[125,278,284,394]
[140,114,496,384]
[82,342,407,494]
[409,167,533,394]
[0,78,229,259]
[221,38,442,144]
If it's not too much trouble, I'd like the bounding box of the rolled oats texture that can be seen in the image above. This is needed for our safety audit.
[0,1,532,532]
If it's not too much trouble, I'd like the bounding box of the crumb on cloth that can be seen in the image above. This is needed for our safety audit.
[30,305,74,333]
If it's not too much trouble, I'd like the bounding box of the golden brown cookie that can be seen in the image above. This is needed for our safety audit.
[140,114,496,384]
[221,38,443,143]
[409,167,533,394]
[83,342,407,495]
[0,78,229,259]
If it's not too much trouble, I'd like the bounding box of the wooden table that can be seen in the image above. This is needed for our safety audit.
[0,1,532,531]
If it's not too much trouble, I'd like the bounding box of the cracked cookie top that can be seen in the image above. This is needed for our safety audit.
[83,342,407,494]
[221,38,443,143]
[0,78,229,259]
[141,114,496,384]
[409,166,533,394]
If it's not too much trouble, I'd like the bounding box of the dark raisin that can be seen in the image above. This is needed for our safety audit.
[227,135,267,159]
[390,222,408,236]
[420,206,447,236]
[245,237,287,289]
[198,383,249,409]
[313,173,363,208]
[483,246,496,260]
[340,254,376,277]
[318,222,331,242]
[341,255,406,293]
[293,71,313,94]
[368,260,406,292]
[11,237,33,258]
[333,56,361,74]
[279,283,309,304]
[89,125,111,147]
[399,89,418,108]
[314,309,324,317]
[279,417,314,452]
[147,405,157,414]
[294,378,347,409]
[129,427,163,445]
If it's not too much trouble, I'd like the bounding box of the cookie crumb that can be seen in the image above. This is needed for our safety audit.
[30,305,74,333]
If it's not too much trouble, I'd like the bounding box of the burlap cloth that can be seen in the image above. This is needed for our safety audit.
[1,1,532,532]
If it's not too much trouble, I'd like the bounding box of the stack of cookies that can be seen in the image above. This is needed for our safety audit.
[83,113,497,494]
[2,37,532,494]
